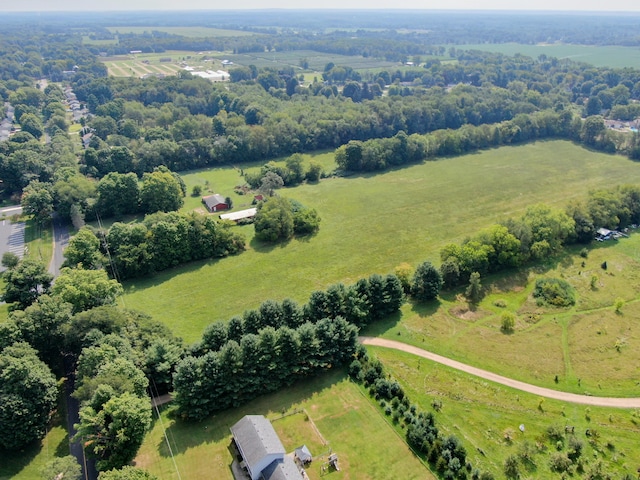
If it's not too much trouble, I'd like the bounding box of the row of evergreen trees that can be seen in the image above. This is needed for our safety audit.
[173,273,405,420]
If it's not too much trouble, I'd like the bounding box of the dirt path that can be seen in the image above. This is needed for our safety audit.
[360,337,640,408]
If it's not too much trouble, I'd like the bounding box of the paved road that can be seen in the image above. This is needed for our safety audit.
[360,337,640,408]
[49,214,69,277]
[0,206,24,272]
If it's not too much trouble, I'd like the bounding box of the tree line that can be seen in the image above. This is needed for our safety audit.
[64,210,246,280]
[173,272,405,420]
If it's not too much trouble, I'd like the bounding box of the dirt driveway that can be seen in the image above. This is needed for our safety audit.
[360,337,640,408]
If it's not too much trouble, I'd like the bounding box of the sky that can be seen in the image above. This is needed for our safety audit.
[2,0,640,12]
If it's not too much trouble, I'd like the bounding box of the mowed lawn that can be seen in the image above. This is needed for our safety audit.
[135,369,434,480]
[451,43,640,68]
[123,140,640,343]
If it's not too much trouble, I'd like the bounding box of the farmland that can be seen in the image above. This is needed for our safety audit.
[124,140,640,343]
[451,43,640,69]
[105,26,257,38]
[100,51,215,78]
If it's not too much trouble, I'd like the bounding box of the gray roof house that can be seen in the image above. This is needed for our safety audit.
[230,415,303,480]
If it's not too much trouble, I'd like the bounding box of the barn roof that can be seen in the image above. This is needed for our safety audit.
[202,194,226,209]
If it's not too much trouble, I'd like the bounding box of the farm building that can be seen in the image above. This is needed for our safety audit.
[230,415,304,480]
[202,194,229,212]
[219,208,257,222]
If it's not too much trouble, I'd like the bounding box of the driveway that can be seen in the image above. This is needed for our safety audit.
[360,337,640,408]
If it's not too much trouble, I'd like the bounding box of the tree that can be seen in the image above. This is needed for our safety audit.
[96,172,140,219]
[41,455,82,480]
[52,268,123,314]
[1,252,20,269]
[254,197,294,242]
[259,171,284,197]
[74,392,152,471]
[411,261,443,301]
[2,258,53,310]
[465,272,483,303]
[139,167,184,214]
[63,227,103,269]
[0,342,57,450]
[19,113,44,139]
[21,180,54,226]
[99,466,159,480]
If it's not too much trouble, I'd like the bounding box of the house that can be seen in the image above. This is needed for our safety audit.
[230,415,304,480]
[294,445,312,465]
[219,208,257,222]
[202,194,229,212]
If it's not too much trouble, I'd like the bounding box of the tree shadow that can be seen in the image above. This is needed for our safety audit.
[158,369,348,458]
[360,310,402,337]
[0,441,43,478]
[249,236,292,253]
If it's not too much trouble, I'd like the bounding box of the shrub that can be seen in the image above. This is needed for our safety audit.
[549,452,572,473]
[501,311,516,333]
[580,248,588,258]
[532,278,576,307]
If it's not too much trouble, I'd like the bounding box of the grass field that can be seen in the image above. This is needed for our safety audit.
[123,140,640,343]
[452,43,640,69]
[373,347,640,479]
[105,26,257,38]
[100,51,198,78]
[135,369,435,480]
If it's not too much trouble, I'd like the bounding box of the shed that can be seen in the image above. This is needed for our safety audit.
[219,208,257,222]
[294,445,312,465]
[230,415,286,480]
[202,194,229,212]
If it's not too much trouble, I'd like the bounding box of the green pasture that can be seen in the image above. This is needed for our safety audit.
[364,234,640,397]
[373,347,640,479]
[452,43,640,69]
[105,26,257,38]
[220,49,400,72]
[135,369,434,480]
[123,140,640,344]
[81,36,118,46]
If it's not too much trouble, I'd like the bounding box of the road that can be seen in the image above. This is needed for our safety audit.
[49,213,69,277]
[0,206,24,273]
[360,337,640,408]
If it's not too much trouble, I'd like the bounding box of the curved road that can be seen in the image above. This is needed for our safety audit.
[360,337,640,408]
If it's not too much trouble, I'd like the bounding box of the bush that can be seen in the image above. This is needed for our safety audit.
[501,311,516,333]
[549,452,572,473]
[532,278,576,307]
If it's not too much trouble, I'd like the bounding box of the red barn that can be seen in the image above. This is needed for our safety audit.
[202,194,229,212]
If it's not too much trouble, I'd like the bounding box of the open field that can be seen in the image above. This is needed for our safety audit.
[100,50,226,78]
[124,140,640,343]
[135,369,434,480]
[452,43,640,69]
[373,347,640,479]
[219,49,401,72]
[362,233,640,397]
[105,26,257,38]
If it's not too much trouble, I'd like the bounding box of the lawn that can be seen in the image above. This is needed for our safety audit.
[123,140,640,343]
[451,43,640,68]
[135,369,434,480]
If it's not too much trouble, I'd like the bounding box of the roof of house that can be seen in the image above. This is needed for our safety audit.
[219,208,257,222]
[597,228,612,236]
[231,416,285,472]
[202,194,227,209]
[261,456,303,480]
